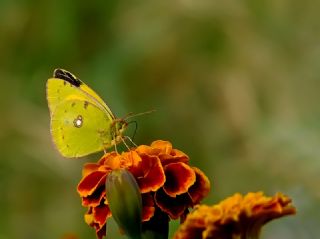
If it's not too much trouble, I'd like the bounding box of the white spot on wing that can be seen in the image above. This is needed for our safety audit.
[73,115,83,128]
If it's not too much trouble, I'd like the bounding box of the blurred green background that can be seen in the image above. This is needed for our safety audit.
[1,0,319,238]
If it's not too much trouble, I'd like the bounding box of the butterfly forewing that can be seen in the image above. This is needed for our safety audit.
[47,78,114,120]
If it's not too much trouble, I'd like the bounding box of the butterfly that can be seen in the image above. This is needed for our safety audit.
[46,69,128,158]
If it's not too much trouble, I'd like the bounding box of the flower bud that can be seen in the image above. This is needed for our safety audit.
[106,169,142,239]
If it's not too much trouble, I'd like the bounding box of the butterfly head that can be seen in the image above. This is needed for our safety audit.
[112,118,128,144]
[116,119,128,134]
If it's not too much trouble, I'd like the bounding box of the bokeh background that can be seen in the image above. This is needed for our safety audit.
[1,0,319,238]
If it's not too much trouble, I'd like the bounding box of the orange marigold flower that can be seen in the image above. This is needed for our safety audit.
[77,140,211,239]
[173,192,296,239]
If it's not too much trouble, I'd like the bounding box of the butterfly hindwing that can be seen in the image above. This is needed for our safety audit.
[50,99,114,158]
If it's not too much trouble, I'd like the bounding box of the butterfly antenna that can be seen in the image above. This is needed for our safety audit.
[124,109,155,120]
[112,132,119,154]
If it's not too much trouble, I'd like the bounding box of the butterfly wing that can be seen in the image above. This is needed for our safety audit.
[47,69,114,119]
[50,99,113,158]
[46,69,116,158]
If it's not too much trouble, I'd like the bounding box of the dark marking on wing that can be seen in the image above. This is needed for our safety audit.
[54,69,82,87]
[84,101,89,109]
[71,102,76,107]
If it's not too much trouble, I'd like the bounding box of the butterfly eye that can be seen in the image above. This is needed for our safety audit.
[73,115,83,128]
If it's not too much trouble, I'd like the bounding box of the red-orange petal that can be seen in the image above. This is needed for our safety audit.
[188,167,211,204]
[96,224,107,239]
[163,163,196,197]
[98,151,119,165]
[82,187,106,207]
[125,151,143,172]
[142,193,155,221]
[77,171,106,197]
[133,154,166,193]
[170,148,189,159]
[136,145,162,156]
[103,154,124,170]
[93,204,112,228]
[155,188,192,219]
[82,163,100,177]
[159,150,189,166]
[151,140,173,154]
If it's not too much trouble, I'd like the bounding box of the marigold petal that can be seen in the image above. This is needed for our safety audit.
[78,171,106,197]
[163,163,196,197]
[82,187,106,207]
[151,140,173,154]
[188,167,211,204]
[93,204,112,228]
[174,192,296,239]
[103,154,124,170]
[136,145,162,155]
[155,188,192,219]
[84,210,94,226]
[84,206,108,239]
[124,151,143,171]
[132,154,165,193]
[174,205,222,239]
[98,152,119,165]
[77,171,107,197]
[158,153,188,166]
[82,163,100,177]
[96,224,106,239]
[170,148,189,160]
[142,193,155,221]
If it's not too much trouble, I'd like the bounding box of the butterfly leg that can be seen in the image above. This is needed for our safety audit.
[114,143,118,154]
[112,132,119,154]
[124,136,137,147]
[121,136,131,150]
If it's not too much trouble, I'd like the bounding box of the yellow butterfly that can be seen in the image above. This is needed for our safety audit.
[46,69,128,158]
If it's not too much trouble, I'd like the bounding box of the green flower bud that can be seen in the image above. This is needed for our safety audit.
[106,169,142,239]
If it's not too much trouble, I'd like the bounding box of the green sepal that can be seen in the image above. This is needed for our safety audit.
[106,169,142,239]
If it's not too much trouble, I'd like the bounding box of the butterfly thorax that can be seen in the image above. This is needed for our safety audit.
[110,119,128,145]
